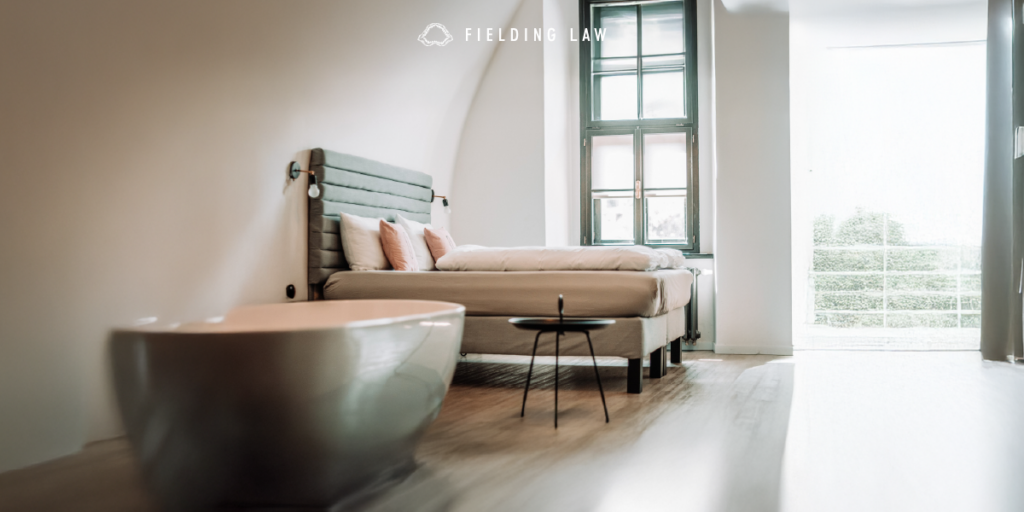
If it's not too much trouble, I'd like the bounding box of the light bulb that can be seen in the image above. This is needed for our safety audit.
[308,184,320,198]
[444,205,452,214]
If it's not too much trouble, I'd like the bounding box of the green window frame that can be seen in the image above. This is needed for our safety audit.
[579,0,699,251]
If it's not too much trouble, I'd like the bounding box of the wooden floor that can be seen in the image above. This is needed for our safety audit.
[2,351,1023,512]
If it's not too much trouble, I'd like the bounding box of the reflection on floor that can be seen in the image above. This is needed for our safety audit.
[794,326,980,351]
[1,352,1022,512]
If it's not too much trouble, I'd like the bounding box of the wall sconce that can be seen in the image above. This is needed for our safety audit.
[431,190,451,214]
[289,162,319,198]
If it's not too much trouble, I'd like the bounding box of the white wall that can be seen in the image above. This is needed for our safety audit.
[450,0,548,247]
[542,0,576,247]
[712,0,793,355]
[0,0,521,472]
[451,0,579,248]
[692,0,718,351]
[696,0,716,256]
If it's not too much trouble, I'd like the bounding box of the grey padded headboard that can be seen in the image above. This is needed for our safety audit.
[307,148,432,288]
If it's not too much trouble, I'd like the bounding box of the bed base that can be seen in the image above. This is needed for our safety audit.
[460,313,685,394]
[627,358,644,394]
[625,344,671,393]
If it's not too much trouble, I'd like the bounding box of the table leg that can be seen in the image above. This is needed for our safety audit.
[584,331,610,423]
[521,330,543,417]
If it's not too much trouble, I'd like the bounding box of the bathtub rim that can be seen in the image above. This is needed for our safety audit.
[111,299,466,335]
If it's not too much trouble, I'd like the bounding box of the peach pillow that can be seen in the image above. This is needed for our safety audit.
[424,226,457,261]
[379,220,419,271]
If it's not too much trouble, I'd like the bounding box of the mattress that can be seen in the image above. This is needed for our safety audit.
[436,245,686,271]
[323,269,693,318]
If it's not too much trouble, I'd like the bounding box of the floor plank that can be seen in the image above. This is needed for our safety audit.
[1,352,1022,512]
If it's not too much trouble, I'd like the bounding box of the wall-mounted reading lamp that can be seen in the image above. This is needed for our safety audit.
[432,190,452,214]
[289,161,320,198]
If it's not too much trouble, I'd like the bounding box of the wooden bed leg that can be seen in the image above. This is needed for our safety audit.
[650,347,667,379]
[627,358,643,394]
[670,338,682,364]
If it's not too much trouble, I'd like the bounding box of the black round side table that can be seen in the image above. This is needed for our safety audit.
[510,295,614,428]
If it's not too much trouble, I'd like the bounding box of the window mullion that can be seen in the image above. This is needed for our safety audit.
[634,7,643,246]
[630,125,638,245]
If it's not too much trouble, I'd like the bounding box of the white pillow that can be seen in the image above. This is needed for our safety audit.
[655,248,687,269]
[339,213,391,271]
[396,215,436,271]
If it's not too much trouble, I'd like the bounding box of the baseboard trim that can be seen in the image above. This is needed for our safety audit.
[714,345,793,356]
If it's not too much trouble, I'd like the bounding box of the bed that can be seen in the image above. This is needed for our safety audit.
[305,148,694,393]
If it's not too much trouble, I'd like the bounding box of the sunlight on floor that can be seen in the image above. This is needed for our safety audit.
[795,326,980,350]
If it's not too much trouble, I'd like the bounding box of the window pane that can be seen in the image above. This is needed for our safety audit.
[595,74,638,120]
[594,195,634,243]
[642,71,685,119]
[593,5,637,58]
[646,194,687,242]
[583,0,696,249]
[643,132,688,189]
[641,1,684,56]
[592,134,635,190]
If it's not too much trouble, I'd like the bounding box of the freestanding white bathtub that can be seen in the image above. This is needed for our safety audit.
[110,300,465,511]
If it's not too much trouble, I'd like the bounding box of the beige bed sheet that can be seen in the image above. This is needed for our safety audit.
[323,269,693,318]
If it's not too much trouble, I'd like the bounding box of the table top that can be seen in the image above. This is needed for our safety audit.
[508,318,616,332]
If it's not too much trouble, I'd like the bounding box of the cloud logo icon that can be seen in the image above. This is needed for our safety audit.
[418,23,453,47]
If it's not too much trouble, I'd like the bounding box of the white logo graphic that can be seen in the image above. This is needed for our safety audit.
[418,23,453,47]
